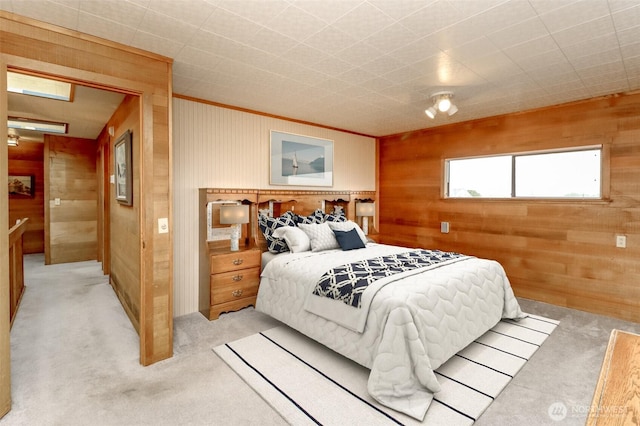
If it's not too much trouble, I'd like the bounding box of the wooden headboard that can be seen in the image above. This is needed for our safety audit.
[200,188,376,252]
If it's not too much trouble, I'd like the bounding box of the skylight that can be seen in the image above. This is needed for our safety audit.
[8,117,68,134]
[7,71,73,101]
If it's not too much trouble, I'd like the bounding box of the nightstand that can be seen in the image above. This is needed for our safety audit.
[203,245,261,320]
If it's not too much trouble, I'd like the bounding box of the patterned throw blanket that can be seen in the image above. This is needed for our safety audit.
[313,249,465,309]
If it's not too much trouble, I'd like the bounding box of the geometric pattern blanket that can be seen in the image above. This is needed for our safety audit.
[312,249,466,309]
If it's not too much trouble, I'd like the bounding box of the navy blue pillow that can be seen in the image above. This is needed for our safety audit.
[333,228,366,251]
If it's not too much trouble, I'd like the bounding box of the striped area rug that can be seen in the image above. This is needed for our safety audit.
[214,314,558,425]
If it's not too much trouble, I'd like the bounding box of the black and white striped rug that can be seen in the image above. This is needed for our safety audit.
[214,314,558,425]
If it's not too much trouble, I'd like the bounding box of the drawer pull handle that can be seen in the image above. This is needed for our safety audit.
[233,259,244,265]
[232,275,243,282]
[232,289,243,297]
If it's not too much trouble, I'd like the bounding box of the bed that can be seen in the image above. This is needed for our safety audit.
[254,197,523,421]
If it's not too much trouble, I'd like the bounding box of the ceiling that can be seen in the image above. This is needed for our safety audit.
[8,84,125,143]
[2,0,639,137]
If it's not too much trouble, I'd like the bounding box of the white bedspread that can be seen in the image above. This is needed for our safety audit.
[256,243,524,420]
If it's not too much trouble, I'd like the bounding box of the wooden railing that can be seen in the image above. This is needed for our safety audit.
[8,218,28,327]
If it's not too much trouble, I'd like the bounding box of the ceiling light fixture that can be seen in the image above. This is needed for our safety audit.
[425,91,458,119]
[7,134,20,147]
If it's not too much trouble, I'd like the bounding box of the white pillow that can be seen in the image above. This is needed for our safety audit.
[271,226,311,253]
[327,220,368,246]
[297,223,340,252]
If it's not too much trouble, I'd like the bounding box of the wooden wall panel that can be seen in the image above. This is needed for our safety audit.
[8,141,44,253]
[172,97,376,316]
[1,11,172,366]
[108,95,141,334]
[45,135,97,264]
[378,92,640,323]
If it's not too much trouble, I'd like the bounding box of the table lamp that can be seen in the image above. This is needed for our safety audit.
[356,202,375,235]
[220,204,249,251]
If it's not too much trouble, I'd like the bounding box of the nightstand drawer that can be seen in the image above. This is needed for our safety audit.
[210,250,260,274]
[211,269,260,304]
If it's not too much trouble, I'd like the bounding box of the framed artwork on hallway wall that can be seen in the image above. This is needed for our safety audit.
[8,175,35,197]
[114,130,132,206]
[270,130,333,187]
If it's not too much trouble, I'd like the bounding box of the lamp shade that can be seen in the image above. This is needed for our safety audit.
[219,204,249,224]
[356,202,375,217]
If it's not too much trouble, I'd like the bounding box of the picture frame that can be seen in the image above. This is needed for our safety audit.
[270,130,334,187]
[114,130,132,206]
[8,175,35,197]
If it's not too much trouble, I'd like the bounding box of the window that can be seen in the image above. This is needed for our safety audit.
[445,147,602,199]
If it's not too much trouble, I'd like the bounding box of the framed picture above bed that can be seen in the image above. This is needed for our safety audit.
[270,130,333,187]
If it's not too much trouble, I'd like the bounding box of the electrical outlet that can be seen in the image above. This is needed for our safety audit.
[441,221,450,234]
[616,235,626,248]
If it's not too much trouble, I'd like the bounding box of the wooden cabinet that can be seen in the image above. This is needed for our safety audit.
[202,246,261,320]
[199,188,260,320]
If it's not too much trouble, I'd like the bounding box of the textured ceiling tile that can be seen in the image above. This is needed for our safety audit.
[399,0,466,37]
[486,16,548,50]
[266,4,328,41]
[538,0,611,33]
[364,22,418,54]
[138,9,199,44]
[215,0,289,22]
[12,0,79,29]
[333,1,396,40]
[77,12,136,45]
[368,0,429,20]
[199,7,263,43]
[552,16,616,48]
[333,41,384,67]
[146,0,216,27]
[291,0,362,24]
[248,27,299,56]
[279,43,330,67]
[131,30,185,58]
[303,26,358,54]
[78,0,146,28]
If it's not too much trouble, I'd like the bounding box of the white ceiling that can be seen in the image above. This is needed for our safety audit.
[2,0,640,137]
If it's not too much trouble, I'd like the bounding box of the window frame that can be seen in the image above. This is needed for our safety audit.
[443,144,610,202]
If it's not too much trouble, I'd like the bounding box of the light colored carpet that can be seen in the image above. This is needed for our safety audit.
[214,315,558,425]
[2,254,640,425]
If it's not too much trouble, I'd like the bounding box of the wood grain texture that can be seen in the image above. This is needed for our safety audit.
[8,142,44,253]
[378,92,640,323]
[0,60,11,419]
[1,11,173,366]
[587,330,640,425]
[46,135,97,264]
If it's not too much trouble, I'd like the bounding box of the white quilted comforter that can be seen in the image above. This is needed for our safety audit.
[256,243,523,420]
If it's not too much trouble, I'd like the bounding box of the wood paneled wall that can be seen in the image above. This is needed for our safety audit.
[173,97,376,316]
[378,92,640,324]
[108,95,141,333]
[8,141,44,253]
[1,11,173,366]
[45,135,97,264]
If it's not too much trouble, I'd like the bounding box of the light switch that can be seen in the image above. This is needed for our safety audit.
[441,221,450,233]
[158,218,169,234]
[54,198,61,206]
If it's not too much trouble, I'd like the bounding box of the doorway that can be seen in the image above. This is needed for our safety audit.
[1,14,173,419]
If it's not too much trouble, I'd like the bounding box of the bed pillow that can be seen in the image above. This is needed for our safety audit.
[258,214,297,254]
[333,228,366,251]
[327,220,368,246]
[324,211,347,222]
[272,226,311,253]
[298,222,340,252]
[295,209,325,225]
